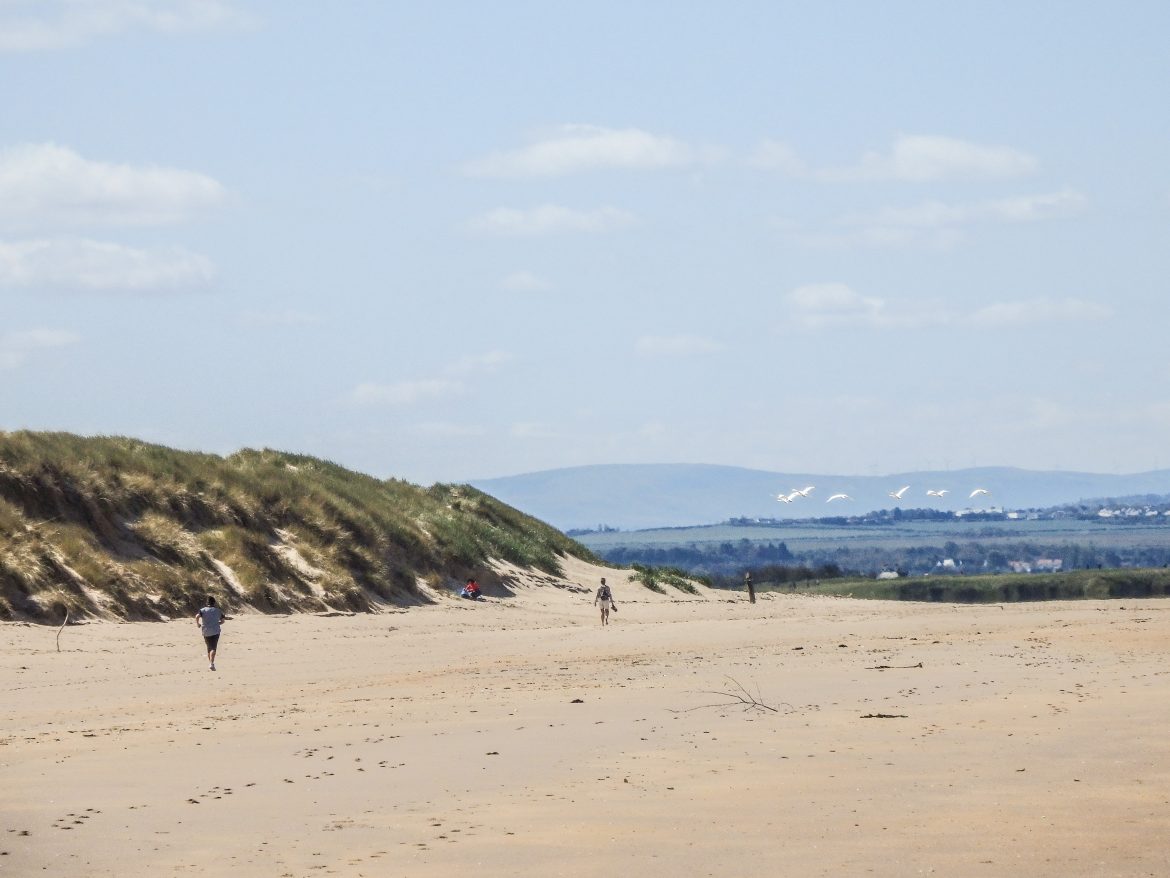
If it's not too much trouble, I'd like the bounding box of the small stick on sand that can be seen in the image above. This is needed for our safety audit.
[56,607,69,652]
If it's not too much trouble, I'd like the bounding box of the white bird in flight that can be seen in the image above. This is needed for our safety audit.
[926,489,949,497]
[888,485,910,500]
[777,491,802,503]
[792,485,815,497]
[826,493,852,502]
[969,488,991,498]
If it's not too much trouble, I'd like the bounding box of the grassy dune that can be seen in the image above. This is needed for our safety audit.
[0,431,595,623]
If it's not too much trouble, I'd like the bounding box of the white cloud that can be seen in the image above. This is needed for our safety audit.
[786,283,1112,331]
[635,334,724,357]
[851,189,1087,229]
[237,309,318,328]
[510,421,559,440]
[0,143,226,230]
[0,328,80,368]
[969,298,1113,327]
[346,379,464,407]
[468,204,635,236]
[444,350,513,375]
[786,189,1087,250]
[500,270,552,292]
[0,0,253,52]
[824,135,1038,182]
[405,421,487,439]
[463,125,699,177]
[0,237,214,291]
[747,140,808,175]
[753,134,1037,183]
[785,283,892,328]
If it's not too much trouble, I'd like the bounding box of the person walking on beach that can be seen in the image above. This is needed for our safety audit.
[594,577,616,625]
[195,596,228,671]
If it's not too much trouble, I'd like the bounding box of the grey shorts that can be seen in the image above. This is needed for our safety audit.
[203,634,220,651]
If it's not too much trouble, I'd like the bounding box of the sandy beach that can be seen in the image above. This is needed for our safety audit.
[4,558,1169,877]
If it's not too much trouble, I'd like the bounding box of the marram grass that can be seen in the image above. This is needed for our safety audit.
[0,431,597,623]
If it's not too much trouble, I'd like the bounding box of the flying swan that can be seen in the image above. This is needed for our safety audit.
[888,486,910,500]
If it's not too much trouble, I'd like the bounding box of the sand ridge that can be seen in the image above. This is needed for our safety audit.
[3,559,1170,876]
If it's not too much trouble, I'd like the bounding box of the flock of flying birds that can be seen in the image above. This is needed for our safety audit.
[776,485,992,504]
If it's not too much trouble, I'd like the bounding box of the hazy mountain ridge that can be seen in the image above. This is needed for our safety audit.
[470,463,1170,531]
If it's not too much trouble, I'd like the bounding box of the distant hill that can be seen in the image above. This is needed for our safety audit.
[470,463,1170,531]
[0,431,596,623]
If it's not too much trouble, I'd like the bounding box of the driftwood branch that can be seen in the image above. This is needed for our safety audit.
[865,662,923,670]
[670,677,792,714]
[56,608,69,652]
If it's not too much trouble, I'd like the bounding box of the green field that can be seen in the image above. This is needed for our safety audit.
[578,517,1170,554]
[760,568,1170,603]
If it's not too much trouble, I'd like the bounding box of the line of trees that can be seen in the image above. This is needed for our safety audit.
[596,539,1170,580]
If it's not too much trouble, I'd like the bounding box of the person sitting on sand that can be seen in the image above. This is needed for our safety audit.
[461,578,482,600]
[594,578,616,625]
[195,596,229,671]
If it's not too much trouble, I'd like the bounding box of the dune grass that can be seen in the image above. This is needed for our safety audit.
[0,431,597,622]
[629,563,702,595]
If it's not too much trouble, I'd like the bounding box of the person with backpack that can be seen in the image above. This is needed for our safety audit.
[594,577,616,625]
[195,596,228,671]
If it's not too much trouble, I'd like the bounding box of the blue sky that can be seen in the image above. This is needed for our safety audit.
[2,1,1168,484]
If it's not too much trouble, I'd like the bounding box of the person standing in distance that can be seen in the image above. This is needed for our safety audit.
[195,596,228,671]
[594,577,616,625]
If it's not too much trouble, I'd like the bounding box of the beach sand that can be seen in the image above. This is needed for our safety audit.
[4,558,1169,877]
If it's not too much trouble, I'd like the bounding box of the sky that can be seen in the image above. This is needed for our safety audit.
[1,1,1168,485]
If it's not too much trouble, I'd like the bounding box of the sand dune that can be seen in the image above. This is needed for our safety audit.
[4,558,1169,876]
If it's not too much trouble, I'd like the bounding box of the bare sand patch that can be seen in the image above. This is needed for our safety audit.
[3,560,1169,876]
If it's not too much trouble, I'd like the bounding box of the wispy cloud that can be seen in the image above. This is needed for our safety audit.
[463,124,702,177]
[785,283,898,329]
[500,270,552,293]
[237,309,319,328]
[468,204,635,236]
[0,328,80,368]
[345,379,464,407]
[0,143,226,230]
[444,350,513,375]
[752,134,1038,183]
[969,298,1112,327]
[785,283,1112,330]
[510,421,560,440]
[344,350,512,408]
[635,334,724,357]
[846,189,1087,229]
[0,237,214,291]
[747,140,808,175]
[827,135,1038,182]
[0,0,254,52]
[405,421,487,439]
[781,189,1087,250]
